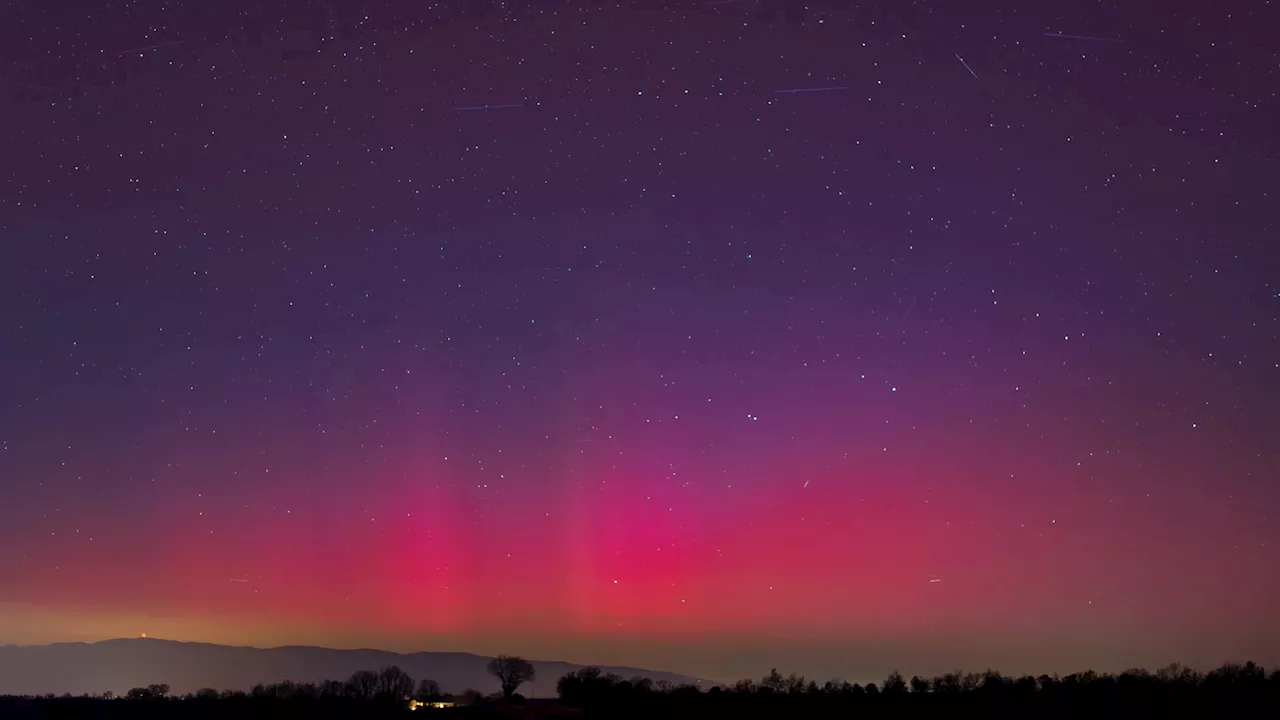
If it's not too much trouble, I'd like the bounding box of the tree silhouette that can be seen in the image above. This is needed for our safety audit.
[487,655,536,699]
[783,673,807,694]
[346,669,378,700]
[11,657,1280,720]
[457,688,485,706]
[415,677,441,700]
[1158,662,1200,686]
[124,684,168,700]
[883,671,907,694]
[978,669,1009,693]
[374,665,414,700]
[933,671,963,693]
[319,679,346,698]
[630,676,653,693]
[558,666,629,707]
[760,668,785,693]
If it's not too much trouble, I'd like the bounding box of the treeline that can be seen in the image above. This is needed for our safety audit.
[557,661,1280,718]
[73,665,442,704]
[3,659,1279,718]
[0,659,528,718]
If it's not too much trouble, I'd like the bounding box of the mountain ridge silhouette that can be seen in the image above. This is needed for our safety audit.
[0,637,707,697]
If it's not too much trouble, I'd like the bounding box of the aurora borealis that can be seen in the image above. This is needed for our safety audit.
[1,0,1277,684]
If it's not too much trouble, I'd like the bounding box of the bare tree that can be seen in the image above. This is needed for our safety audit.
[125,684,168,700]
[783,673,807,694]
[760,669,785,692]
[1158,663,1201,686]
[487,655,536,699]
[415,677,441,700]
[347,669,379,700]
[319,679,346,698]
[375,665,415,700]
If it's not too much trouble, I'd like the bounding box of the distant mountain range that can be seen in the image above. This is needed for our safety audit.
[0,638,706,698]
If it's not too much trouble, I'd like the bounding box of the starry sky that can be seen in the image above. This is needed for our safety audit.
[1,0,1278,685]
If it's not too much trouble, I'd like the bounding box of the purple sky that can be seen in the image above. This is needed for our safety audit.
[0,0,1277,684]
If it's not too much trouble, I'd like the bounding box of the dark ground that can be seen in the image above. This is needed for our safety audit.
[2,691,1277,720]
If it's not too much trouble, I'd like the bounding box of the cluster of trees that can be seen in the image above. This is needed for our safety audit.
[123,685,170,700]
[101,655,535,706]
[6,657,1278,718]
[108,665,430,705]
[556,661,1280,718]
[0,658,537,718]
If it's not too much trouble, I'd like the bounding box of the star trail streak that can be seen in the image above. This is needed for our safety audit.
[1043,32,1124,43]
[954,54,978,79]
[773,86,849,94]
[454,102,526,112]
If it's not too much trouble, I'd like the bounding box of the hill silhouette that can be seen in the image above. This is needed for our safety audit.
[0,638,704,697]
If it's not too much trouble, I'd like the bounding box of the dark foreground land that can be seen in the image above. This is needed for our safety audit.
[3,661,1278,719]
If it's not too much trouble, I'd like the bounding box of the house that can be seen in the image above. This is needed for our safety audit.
[408,699,457,710]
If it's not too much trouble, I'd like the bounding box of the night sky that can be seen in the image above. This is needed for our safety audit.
[2,0,1278,685]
